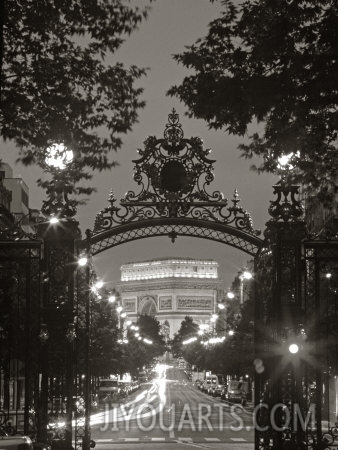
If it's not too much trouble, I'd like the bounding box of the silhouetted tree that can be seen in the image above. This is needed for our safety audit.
[169,0,338,205]
[1,0,151,203]
[170,316,199,358]
[123,314,166,375]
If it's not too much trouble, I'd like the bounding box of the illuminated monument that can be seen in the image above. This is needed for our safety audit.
[118,257,220,338]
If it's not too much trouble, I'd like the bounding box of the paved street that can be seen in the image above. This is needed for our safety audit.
[90,368,254,449]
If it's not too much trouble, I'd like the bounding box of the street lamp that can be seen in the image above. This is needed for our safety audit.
[49,216,59,224]
[239,268,252,304]
[108,294,116,303]
[78,256,88,267]
[37,139,81,448]
[45,143,73,170]
[289,343,299,354]
[95,280,104,289]
[41,141,77,219]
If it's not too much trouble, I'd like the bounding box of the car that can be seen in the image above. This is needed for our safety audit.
[194,380,202,389]
[223,380,248,406]
[200,375,217,393]
[199,380,209,393]
[0,435,33,450]
[203,374,222,396]
[207,374,225,397]
[212,382,227,397]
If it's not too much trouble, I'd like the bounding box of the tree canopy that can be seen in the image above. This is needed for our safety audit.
[170,316,199,359]
[169,0,338,205]
[171,306,254,376]
[90,297,122,377]
[1,0,151,202]
[123,314,167,376]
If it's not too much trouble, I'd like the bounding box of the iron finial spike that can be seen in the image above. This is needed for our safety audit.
[232,189,240,206]
[108,190,116,203]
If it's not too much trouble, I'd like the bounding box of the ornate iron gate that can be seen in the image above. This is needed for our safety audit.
[254,184,338,449]
[303,240,338,446]
[2,110,337,450]
[90,109,262,255]
[0,240,41,439]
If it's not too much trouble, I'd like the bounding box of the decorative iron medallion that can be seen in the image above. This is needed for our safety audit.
[93,110,260,244]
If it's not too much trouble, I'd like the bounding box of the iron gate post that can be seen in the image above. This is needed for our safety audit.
[82,230,92,450]
[258,182,306,448]
[37,218,81,450]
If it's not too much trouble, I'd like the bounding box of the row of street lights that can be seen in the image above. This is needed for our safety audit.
[181,269,253,348]
[87,278,153,345]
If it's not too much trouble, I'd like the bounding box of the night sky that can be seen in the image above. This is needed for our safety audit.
[1,0,277,289]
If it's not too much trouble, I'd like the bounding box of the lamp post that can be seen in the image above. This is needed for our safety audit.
[239,269,252,305]
[37,141,80,450]
[261,158,306,449]
[41,143,76,220]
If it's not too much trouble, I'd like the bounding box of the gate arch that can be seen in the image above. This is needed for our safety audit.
[80,111,329,449]
[87,109,264,256]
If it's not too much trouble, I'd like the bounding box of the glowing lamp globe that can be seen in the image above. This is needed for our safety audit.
[78,257,88,267]
[289,343,299,354]
[45,143,73,170]
[95,280,103,289]
[242,270,252,280]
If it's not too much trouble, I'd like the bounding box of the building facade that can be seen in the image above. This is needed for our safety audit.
[117,257,220,338]
[0,162,40,233]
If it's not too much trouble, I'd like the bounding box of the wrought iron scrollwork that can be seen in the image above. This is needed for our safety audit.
[93,110,260,240]
[41,177,77,218]
[268,183,304,223]
[0,214,39,241]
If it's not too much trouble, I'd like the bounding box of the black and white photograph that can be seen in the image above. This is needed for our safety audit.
[1,1,338,449]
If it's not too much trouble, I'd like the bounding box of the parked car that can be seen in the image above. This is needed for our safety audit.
[201,374,218,393]
[194,380,202,389]
[211,381,227,397]
[222,380,248,406]
[208,374,226,397]
[0,435,33,450]
[199,380,209,393]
